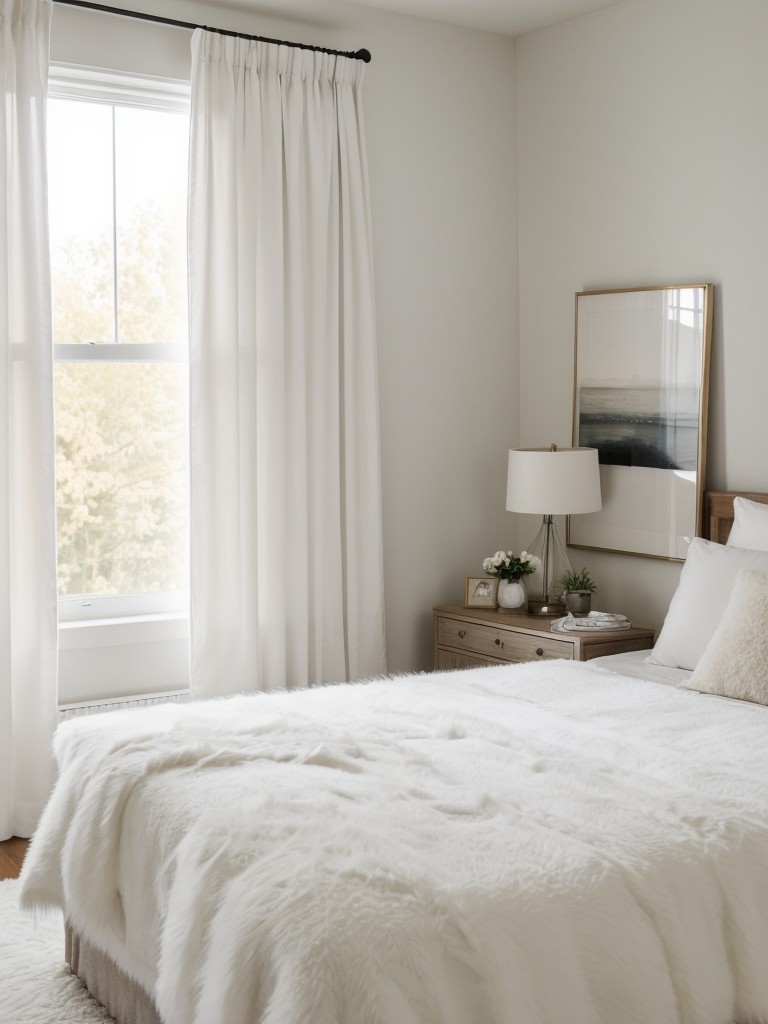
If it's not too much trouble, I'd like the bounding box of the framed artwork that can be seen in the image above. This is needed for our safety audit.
[567,284,714,561]
[464,576,499,608]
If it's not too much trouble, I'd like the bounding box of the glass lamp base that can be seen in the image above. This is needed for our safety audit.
[527,598,564,617]
[525,515,572,615]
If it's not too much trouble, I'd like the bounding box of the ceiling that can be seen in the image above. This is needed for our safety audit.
[225,0,627,38]
[225,0,626,37]
[341,0,625,36]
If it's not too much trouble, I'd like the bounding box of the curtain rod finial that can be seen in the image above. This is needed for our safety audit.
[354,48,372,63]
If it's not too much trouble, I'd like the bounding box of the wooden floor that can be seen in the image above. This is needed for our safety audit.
[0,837,29,881]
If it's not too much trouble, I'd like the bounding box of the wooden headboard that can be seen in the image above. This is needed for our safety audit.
[705,491,768,544]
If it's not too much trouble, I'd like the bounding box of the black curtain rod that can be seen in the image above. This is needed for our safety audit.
[53,0,372,62]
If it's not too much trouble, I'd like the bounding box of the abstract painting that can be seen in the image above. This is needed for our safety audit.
[568,285,714,560]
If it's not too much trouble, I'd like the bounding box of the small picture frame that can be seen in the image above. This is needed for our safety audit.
[464,576,499,609]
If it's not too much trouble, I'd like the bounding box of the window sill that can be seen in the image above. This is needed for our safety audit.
[59,612,188,650]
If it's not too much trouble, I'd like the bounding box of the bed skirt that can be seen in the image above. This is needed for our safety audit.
[65,923,162,1024]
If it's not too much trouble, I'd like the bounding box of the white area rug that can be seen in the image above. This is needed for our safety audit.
[0,878,114,1023]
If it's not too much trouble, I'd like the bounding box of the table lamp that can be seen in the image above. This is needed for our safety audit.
[506,444,602,615]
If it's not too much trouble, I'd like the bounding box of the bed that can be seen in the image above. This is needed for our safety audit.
[19,490,768,1024]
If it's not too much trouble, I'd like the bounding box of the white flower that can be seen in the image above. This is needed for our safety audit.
[482,558,494,572]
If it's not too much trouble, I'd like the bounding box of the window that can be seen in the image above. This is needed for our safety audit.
[48,68,191,700]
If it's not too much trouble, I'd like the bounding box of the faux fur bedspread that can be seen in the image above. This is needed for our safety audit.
[20,660,768,1024]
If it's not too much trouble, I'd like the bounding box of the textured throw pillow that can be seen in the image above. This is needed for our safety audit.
[649,538,768,671]
[682,568,768,704]
[727,497,768,551]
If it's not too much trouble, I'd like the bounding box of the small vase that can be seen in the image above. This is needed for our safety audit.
[497,579,526,611]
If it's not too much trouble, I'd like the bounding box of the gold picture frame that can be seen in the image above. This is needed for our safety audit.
[464,576,499,608]
[567,283,714,561]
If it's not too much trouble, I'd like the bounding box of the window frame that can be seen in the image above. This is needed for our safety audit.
[49,65,191,626]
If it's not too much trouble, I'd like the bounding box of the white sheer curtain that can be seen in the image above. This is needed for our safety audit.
[0,0,57,839]
[188,31,386,697]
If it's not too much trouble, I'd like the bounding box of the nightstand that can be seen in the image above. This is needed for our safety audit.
[433,605,655,670]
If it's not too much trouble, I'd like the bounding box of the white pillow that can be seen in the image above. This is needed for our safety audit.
[682,568,768,704]
[727,496,768,551]
[649,537,768,671]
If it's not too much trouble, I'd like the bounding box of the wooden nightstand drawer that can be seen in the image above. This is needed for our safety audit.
[436,650,497,671]
[436,615,571,663]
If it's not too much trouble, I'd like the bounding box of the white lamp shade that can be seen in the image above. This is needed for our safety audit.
[506,447,602,515]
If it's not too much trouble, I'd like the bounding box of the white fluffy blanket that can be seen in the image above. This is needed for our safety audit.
[20,661,768,1024]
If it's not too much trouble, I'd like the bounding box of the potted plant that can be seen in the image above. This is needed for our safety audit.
[482,550,538,610]
[559,567,597,615]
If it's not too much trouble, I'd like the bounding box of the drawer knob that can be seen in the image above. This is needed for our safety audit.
[458,630,466,638]
[536,647,544,657]
[495,638,504,648]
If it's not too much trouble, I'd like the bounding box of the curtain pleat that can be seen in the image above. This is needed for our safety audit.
[188,33,386,696]
[0,0,57,838]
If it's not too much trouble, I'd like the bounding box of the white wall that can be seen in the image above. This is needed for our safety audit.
[516,0,768,631]
[51,0,518,675]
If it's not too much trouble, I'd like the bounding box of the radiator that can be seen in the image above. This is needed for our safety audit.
[59,689,190,721]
